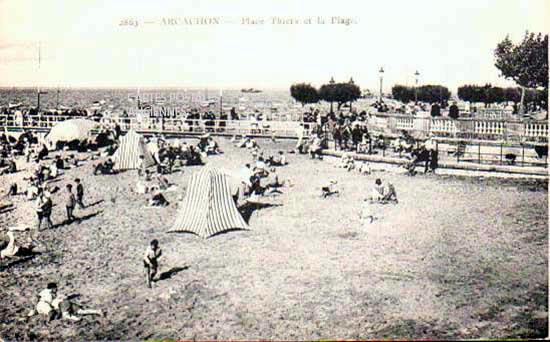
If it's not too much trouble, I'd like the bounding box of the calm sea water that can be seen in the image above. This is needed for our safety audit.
[0,88,295,110]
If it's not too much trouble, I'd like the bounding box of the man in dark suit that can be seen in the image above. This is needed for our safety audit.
[449,102,459,119]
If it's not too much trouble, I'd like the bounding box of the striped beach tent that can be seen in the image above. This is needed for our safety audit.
[169,167,248,238]
[112,130,156,171]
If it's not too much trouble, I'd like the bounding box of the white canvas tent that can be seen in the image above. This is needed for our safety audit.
[112,130,156,171]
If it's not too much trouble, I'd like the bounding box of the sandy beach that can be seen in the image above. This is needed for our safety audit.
[0,137,547,340]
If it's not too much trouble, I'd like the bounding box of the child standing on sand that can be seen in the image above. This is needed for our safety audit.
[65,184,76,223]
[143,239,162,288]
[75,178,85,208]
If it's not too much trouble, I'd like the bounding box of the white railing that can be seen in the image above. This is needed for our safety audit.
[0,113,547,142]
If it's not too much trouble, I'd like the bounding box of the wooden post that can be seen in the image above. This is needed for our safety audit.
[522,144,525,166]
[457,142,460,163]
[500,143,503,165]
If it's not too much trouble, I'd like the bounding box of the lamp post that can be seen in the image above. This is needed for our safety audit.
[414,70,420,104]
[378,67,384,101]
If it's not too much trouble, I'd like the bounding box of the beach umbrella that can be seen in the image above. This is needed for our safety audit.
[46,119,99,146]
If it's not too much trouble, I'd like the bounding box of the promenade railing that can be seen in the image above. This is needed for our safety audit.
[0,113,547,144]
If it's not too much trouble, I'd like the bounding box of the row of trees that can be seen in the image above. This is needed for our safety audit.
[391,85,451,104]
[457,84,548,110]
[290,78,361,112]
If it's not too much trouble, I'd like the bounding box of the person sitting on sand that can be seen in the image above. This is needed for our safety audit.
[0,157,16,175]
[236,136,250,148]
[382,181,398,203]
[370,178,398,203]
[206,137,221,154]
[6,183,18,197]
[55,155,65,170]
[370,178,385,202]
[37,144,48,161]
[358,161,371,175]
[239,163,254,195]
[339,152,355,171]
[93,158,115,175]
[253,157,269,178]
[156,174,171,191]
[308,134,323,160]
[143,239,162,288]
[268,151,287,166]
[148,187,169,207]
[245,138,258,150]
[33,282,60,321]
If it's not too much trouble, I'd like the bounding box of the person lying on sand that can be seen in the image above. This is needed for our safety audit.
[144,239,162,288]
[55,295,104,322]
[321,180,339,198]
[28,283,104,322]
[0,225,42,259]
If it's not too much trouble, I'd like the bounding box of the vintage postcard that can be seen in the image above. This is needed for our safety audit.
[0,0,548,340]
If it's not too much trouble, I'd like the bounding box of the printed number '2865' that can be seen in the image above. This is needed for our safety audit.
[119,18,138,27]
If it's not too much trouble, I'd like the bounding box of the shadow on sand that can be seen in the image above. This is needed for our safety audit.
[156,266,190,282]
[84,199,104,208]
[52,210,104,229]
[239,202,282,223]
[0,253,41,271]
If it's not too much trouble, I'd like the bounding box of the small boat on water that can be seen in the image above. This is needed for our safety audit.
[241,88,262,93]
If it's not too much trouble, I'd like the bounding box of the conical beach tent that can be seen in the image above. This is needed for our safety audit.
[112,130,156,171]
[169,167,248,238]
[46,119,99,146]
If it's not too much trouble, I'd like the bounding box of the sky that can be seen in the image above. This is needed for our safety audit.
[0,0,548,92]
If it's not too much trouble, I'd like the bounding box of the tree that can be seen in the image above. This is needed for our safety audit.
[392,85,415,103]
[494,31,548,113]
[416,85,451,103]
[333,82,361,110]
[393,84,450,104]
[290,83,319,107]
[319,79,361,113]
[319,83,338,113]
